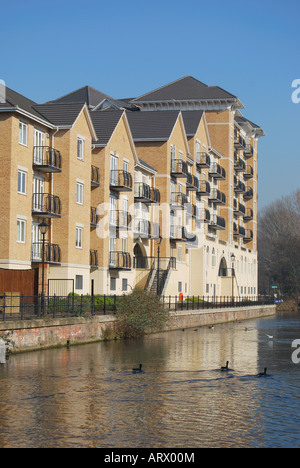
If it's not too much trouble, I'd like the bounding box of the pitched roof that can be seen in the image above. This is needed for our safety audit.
[49,85,136,111]
[126,110,181,141]
[1,87,52,122]
[235,114,265,136]
[90,109,124,145]
[33,102,86,127]
[181,110,204,137]
[131,76,239,103]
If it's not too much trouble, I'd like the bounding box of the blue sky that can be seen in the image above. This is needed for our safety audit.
[1,0,299,209]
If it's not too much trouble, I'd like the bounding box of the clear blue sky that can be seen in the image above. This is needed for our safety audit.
[1,0,299,209]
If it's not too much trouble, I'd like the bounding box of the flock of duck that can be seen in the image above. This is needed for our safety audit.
[132,362,268,377]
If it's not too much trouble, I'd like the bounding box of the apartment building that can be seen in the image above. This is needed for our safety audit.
[0,77,264,298]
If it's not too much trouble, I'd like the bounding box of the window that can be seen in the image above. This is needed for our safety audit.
[77,138,84,160]
[76,226,83,248]
[178,281,182,293]
[18,170,27,194]
[17,219,26,243]
[123,160,129,173]
[110,276,116,291]
[212,248,216,268]
[122,237,127,253]
[19,121,27,146]
[76,182,83,204]
[122,278,128,292]
[75,275,83,290]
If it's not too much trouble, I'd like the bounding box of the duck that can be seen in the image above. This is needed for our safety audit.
[132,364,143,374]
[209,325,214,330]
[221,361,229,371]
[267,335,274,339]
[257,368,267,377]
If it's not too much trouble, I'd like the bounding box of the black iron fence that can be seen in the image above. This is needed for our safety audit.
[0,293,274,322]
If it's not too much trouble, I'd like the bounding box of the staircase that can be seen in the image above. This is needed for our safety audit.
[146,258,174,296]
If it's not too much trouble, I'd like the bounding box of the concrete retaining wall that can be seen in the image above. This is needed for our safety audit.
[0,305,276,354]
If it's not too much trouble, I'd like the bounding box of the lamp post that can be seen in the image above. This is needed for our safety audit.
[156,235,162,296]
[39,220,49,314]
[231,253,236,302]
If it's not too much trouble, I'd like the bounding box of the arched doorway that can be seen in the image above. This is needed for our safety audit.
[218,257,228,277]
[133,242,148,269]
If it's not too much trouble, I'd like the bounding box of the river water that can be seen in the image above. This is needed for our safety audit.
[0,310,299,448]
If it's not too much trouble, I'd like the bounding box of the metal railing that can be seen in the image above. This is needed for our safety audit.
[0,293,274,322]
[32,193,62,218]
[33,146,62,172]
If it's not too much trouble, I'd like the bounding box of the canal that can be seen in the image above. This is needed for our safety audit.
[0,310,299,448]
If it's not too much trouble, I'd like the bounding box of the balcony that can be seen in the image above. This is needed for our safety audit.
[134,219,160,239]
[244,229,254,242]
[109,210,132,230]
[244,144,254,158]
[32,193,61,218]
[197,208,211,223]
[233,223,246,238]
[171,159,188,178]
[170,226,196,243]
[90,207,98,228]
[233,199,246,217]
[91,165,100,187]
[109,251,131,270]
[244,187,254,200]
[33,146,62,173]
[90,250,98,269]
[244,165,254,179]
[134,182,160,204]
[209,214,226,230]
[31,243,61,265]
[133,256,176,270]
[209,188,226,205]
[170,192,188,209]
[234,177,246,194]
[234,133,246,150]
[186,203,197,218]
[197,181,210,196]
[209,162,226,179]
[196,152,211,169]
[234,155,246,172]
[186,173,199,191]
[110,170,133,192]
[244,207,254,220]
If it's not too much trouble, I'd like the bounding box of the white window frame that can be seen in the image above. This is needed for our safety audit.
[76,226,83,249]
[19,121,27,146]
[18,170,27,195]
[17,218,26,243]
[77,138,84,161]
[76,182,84,205]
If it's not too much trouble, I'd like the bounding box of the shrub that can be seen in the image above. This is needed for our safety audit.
[115,288,169,339]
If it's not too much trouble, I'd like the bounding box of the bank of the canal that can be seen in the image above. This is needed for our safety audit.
[0,304,276,354]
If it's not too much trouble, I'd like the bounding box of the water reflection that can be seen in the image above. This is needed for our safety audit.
[0,312,300,447]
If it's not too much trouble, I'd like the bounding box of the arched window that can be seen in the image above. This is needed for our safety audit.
[212,248,216,268]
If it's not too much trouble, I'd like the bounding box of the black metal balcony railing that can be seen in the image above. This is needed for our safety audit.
[234,177,246,193]
[90,250,98,269]
[170,226,196,243]
[234,133,246,150]
[109,251,131,270]
[170,192,189,207]
[197,181,210,196]
[244,144,254,157]
[234,156,246,172]
[244,229,254,241]
[171,159,188,178]
[233,199,246,216]
[91,165,100,187]
[33,146,62,173]
[31,243,61,264]
[186,203,197,218]
[134,182,160,204]
[233,223,246,237]
[90,207,98,227]
[32,193,61,218]
[110,170,133,191]
[244,165,254,179]
[209,188,226,205]
[209,162,226,179]
[109,211,132,230]
[244,208,254,220]
[197,208,211,223]
[209,214,226,230]
[186,173,199,191]
[196,152,211,168]
[134,219,160,239]
[244,187,254,199]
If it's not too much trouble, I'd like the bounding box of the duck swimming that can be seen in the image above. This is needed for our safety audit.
[221,361,229,371]
[132,364,143,374]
